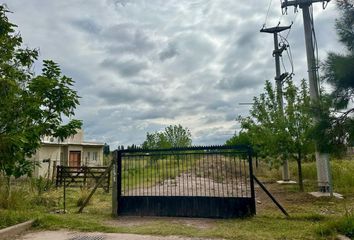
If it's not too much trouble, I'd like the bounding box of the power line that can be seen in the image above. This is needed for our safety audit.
[284,11,299,40]
[264,0,274,27]
[279,33,295,76]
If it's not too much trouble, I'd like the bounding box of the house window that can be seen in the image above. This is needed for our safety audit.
[92,152,98,161]
[87,152,91,160]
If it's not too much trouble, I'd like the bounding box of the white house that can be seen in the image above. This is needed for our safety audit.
[31,129,104,178]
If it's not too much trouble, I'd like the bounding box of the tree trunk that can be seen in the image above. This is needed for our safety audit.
[297,151,304,192]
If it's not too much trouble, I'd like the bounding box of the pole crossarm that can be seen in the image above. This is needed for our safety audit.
[260,26,291,34]
[281,0,330,8]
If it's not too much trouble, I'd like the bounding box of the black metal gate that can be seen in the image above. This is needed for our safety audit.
[115,145,255,218]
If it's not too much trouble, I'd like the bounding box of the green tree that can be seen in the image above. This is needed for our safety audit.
[239,80,291,163]
[0,6,82,194]
[320,0,354,151]
[225,131,251,146]
[323,0,354,108]
[142,125,192,165]
[142,132,170,149]
[142,124,192,149]
[103,143,110,156]
[164,124,192,148]
[284,80,314,191]
[237,80,313,191]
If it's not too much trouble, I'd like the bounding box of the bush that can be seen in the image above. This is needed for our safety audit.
[30,176,52,195]
[31,190,61,208]
[0,178,32,210]
[0,187,30,210]
[0,176,57,210]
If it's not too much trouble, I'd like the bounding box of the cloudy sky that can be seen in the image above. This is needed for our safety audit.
[6,0,340,148]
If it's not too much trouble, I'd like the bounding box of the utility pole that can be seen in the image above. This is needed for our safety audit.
[281,0,332,193]
[261,25,291,181]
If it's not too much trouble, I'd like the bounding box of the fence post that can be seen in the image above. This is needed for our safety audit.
[52,160,57,183]
[106,169,111,193]
[56,166,60,188]
[111,150,118,217]
[63,175,66,213]
[83,166,87,187]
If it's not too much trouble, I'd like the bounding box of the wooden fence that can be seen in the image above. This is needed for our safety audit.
[55,166,111,192]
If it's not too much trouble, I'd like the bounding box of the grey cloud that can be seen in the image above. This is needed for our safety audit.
[71,19,101,34]
[194,127,234,146]
[97,84,164,105]
[217,74,262,91]
[112,0,131,7]
[7,0,340,147]
[225,112,236,121]
[237,31,257,47]
[159,43,179,61]
[206,99,233,111]
[134,107,176,120]
[200,115,223,124]
[102,24,155,54]
[101,58,147,77]
[160,32,218,74]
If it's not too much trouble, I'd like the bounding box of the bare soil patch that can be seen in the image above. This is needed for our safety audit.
[105,216,217,230]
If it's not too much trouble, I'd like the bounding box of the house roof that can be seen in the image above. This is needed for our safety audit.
[41,141,104,147]
[41,130,105,147]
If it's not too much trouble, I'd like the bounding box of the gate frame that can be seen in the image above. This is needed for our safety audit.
[113,145,256,218]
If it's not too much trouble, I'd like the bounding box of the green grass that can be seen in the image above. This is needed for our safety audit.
[0,210,35,229]
[317,213,354,238]
[287,159,354,194]
[27,211,337,240]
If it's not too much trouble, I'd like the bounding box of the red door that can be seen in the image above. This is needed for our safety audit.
[69,151,81,167]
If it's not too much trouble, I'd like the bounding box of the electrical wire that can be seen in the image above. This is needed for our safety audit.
[264,0,274,27]
[284,11,298,40]
[278,11,284,24]
[280,51,287,73]
[279,34,295,76]
[286,44,294,76]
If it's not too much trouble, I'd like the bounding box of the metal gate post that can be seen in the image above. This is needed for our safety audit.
[248,148,256,214]
[112,150,118,217]
[117,151,122,214]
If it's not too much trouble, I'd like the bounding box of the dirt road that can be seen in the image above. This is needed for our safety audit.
[17,230,222,240]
